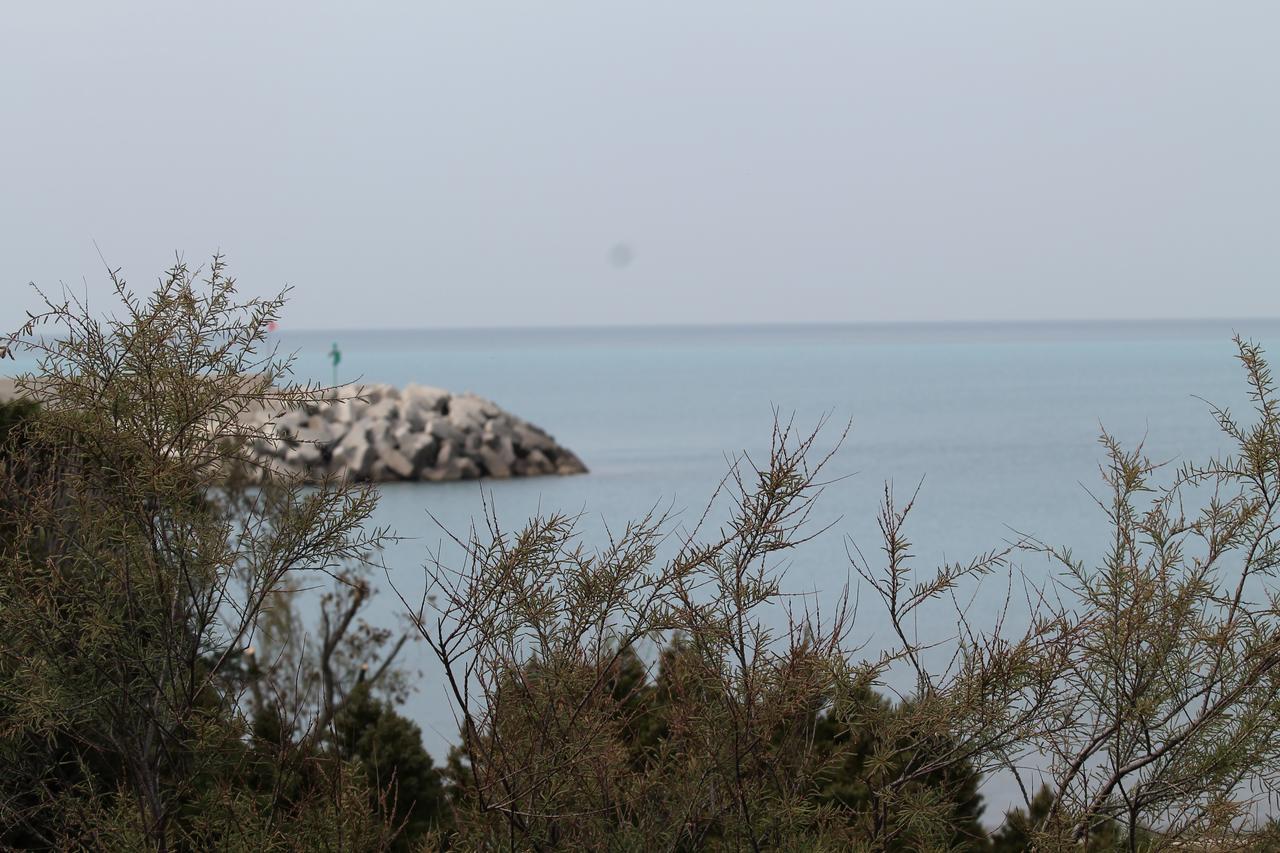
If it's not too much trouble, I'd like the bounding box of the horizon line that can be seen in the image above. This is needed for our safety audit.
[275,315,1280,335]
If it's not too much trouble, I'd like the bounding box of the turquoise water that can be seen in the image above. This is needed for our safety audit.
[265,320,1280,774]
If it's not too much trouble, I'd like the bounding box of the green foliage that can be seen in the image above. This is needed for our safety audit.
[810,689,988,851]
[991,787,1062,853]
[334,684,449,849]
[441,637,992,851]
[0,397,38,452]
[0,259,407,849]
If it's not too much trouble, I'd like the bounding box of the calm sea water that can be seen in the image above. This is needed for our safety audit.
[17,319,1280,805]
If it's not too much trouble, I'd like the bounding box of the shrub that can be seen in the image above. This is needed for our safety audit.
[414,338,1280,850]
[0,259,409,849]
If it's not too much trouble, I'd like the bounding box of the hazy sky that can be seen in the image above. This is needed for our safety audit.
[3,2,1278,330]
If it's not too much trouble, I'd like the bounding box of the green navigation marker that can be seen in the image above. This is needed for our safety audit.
[328,342,341,386]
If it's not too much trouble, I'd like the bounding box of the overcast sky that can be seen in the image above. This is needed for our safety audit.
[3,2,1278,330]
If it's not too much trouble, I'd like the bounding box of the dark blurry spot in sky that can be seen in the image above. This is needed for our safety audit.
[609,243,634,270]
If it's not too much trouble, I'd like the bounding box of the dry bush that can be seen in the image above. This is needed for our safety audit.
[411,339,1280,852]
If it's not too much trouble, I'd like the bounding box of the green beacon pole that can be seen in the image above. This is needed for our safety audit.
[328,342,341,386]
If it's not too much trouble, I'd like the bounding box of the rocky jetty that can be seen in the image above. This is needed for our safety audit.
[1,377,587,483]
[245,383,587,482]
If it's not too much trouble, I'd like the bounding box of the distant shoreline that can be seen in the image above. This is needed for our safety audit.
[268,315,1280,335]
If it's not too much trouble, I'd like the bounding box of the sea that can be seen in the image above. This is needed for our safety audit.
[15,318,1280,810]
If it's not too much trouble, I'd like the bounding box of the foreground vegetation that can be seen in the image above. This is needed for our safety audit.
[4,260,1280,851]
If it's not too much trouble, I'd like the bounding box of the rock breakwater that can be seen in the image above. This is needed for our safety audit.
[246,383,588,482]
[0,378,583,483]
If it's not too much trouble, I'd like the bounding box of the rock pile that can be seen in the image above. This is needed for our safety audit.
[245,383,587,482]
